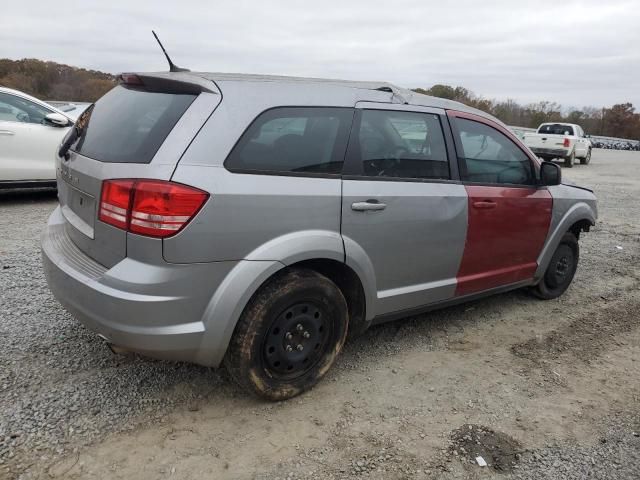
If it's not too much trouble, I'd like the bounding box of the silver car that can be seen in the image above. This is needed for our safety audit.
[42,72,597,400]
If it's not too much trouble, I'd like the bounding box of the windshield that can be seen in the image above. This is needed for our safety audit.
[71,85,196,163]
[538,124,574,136]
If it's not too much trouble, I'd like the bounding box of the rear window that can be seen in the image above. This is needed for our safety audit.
[538,124,574,136]
[72,85,196,163]
[225,107,353,175]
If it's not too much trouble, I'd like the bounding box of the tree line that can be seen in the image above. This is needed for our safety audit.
[2,59,638,139]
[0,58,115,103]
[413,85,640,140]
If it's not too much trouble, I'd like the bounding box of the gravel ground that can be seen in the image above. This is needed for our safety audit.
[509,413,640,480]
[0,150,639,480]
[0,190,229,476]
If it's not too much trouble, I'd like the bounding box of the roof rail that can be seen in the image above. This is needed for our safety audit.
[375,85,410,105]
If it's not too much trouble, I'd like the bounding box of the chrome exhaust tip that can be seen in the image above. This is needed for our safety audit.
[98,334,132,356]
[106,343,132,355]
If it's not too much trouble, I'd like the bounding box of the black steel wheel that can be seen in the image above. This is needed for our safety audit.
[545,244,574,289]
[262,301,332,379]
[533,232,579,300]
[224,268,348,401]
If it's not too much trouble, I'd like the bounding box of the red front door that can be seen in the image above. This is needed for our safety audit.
[456,185,552,295]
[448,112,553,296]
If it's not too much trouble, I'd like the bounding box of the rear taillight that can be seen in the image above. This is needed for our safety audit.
[563,138,571,148]
[99,180,134,230]
[99,179,208,238]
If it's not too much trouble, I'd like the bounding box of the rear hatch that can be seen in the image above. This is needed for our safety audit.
[525,133,570,149]
[56,73,221,267]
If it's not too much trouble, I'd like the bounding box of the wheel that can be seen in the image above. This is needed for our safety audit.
[580,149,591,165]
[224,268,348,401]
[532,232,579,300]
[564,150,575,168]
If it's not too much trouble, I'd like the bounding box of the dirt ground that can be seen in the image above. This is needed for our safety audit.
[2,149,639,479]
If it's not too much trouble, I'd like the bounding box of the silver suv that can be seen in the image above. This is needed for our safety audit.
[42,72,597,400]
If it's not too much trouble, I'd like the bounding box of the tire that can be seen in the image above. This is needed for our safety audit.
[580,149,591,165]
[564,150,575,168]
[224,268,348,401]
[532,232,579,300]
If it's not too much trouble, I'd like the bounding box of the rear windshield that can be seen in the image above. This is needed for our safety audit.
[538,124,574,136]
[72,85,196,163]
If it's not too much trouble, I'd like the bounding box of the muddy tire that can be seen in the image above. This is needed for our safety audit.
[564,150,575,168]
[224,268,348,401]
[532,232,579,300]
[580,149,591,165]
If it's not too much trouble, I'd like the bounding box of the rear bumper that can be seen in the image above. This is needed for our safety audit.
[529,147,570,158]
[41,206,239,365]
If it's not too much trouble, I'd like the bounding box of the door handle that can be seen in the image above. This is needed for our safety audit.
[472,200,497,209]
[0,130,15,135]
[351,200,387,212]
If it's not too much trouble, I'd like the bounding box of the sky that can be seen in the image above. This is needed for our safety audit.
[3,0,639,108]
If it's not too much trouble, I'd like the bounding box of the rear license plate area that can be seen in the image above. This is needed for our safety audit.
[60,181,96,238]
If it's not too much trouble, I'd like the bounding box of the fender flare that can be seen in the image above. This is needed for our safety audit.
[252,230,377,322]
[193,259,284,367]
[244,230,344,264]
[342,235,378,321]
[535,202,596,280]
[194,230,376,366]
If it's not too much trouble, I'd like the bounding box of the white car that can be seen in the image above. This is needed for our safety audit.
[0,87,75,188]
[47,101,93,121]
[523,123,592,168]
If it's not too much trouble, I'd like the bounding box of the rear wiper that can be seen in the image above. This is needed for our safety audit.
[58,104,94,159]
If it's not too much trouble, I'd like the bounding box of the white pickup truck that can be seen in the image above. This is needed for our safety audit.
[524,123,592,168]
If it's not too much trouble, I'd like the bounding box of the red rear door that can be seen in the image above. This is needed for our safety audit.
[448,112,552,296]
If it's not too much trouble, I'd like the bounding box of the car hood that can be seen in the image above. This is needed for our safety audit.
[562,179,594,193]
[55,103,92,121]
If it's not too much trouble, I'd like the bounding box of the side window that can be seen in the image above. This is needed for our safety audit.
[0,92,51,125]
[354,110,450,180]
[454,118,535,185]
[225,107,353,175]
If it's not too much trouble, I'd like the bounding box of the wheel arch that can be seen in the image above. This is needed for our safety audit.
[290,258,369,339]
[196,230,376,367]
[568,218,593,239]
[535,202,595,281]
[247,230,375,333]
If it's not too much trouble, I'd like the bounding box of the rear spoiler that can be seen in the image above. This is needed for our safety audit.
[117,72,220,95]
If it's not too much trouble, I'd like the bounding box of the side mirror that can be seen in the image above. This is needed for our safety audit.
[540,161,561,186]
[44,112,71,128]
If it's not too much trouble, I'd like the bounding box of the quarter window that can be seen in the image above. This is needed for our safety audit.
[225,107,353,175]
[0,92,52,125]
[454,118,535,185]
[353,110,450,180]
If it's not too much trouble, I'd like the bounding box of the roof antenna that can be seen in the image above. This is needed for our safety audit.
[152,30,190,72]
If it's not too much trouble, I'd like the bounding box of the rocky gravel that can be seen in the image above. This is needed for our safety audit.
[509,413,640,480]
[0,191,228,477]
[1,150,639,480]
